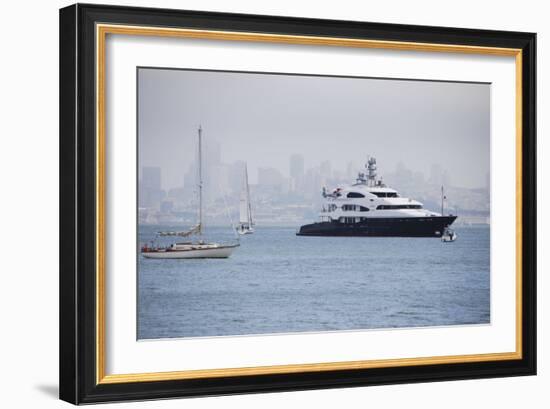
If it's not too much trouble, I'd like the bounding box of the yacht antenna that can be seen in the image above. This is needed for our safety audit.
[366,157,377,187]
[441,185,445,216]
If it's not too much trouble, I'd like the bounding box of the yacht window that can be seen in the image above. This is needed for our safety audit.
[347,192,365,198]
[340,217,362,224]
[371,192,399,198]
[341,204,371,212]
[376,204,422,210]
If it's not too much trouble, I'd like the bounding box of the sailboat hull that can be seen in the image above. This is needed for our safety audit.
[142,244,239,259]
[237,227,254,235]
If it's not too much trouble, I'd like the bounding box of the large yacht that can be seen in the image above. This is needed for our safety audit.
[297,157,457,237]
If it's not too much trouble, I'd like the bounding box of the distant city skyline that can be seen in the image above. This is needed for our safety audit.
[139,68,490,193]
[138,149,490,228]
[139,155,460,193]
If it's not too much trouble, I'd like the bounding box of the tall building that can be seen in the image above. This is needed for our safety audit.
[228,161,246,195]
[204,137,222,203]
[181,138,224,204]
[183,163,197,195]
[429,163,444,186]
[346,161,356,180]
[140,166,163,208]
[142,166,161,190]
[319,160,332,184]
[258,167,284,187]
[290,154,305,192]
[303,166,322,201]
[290,154,304,180]
[442,169,451,188]
[167,186,186,204]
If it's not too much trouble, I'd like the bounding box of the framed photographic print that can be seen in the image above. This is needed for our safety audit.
[59,3,536,404]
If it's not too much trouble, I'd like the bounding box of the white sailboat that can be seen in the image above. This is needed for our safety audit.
[236,164,254,235]
[141,126,239,259]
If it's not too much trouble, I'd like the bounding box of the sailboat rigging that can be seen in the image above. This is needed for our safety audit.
[237,164,254,235]
[141,125,239,259]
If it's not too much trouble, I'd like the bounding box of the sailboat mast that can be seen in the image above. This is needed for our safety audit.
[198,125,203,235]
[245,164,253,225]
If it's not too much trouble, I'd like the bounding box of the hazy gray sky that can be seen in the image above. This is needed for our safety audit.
[138,68,489,189]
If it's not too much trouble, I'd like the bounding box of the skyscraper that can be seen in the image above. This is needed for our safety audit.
[320,160,331,177]
[228,161,246,195]
[140,166,163,208]
[429,163,444,186]
[258,167,284,187]
[346,161,356,180]
[204,137,222,202]
[290,154,304,192]
[142,166,161,190]
[290,154,305,180]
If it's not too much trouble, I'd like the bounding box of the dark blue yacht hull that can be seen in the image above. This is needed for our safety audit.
[296,216,457,237]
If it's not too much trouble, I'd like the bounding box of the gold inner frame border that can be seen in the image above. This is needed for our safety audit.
[95,23,523,385]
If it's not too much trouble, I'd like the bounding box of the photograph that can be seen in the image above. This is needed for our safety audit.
[136,67,491,340]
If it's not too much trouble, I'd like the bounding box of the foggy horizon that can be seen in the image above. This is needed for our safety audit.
[138,68,490,191]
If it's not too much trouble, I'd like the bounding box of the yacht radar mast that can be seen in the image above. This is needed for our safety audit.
[355,156,378,186]
[366,157,377,187]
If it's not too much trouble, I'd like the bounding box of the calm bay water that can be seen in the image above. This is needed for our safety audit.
[137,225,490,339]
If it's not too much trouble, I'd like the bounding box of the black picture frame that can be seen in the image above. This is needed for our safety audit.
[60,3,536,404]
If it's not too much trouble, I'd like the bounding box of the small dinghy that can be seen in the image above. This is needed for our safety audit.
[441,227,457,242]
